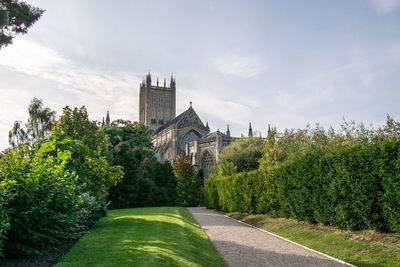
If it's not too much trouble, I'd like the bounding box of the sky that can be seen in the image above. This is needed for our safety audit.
[0,0,399,149]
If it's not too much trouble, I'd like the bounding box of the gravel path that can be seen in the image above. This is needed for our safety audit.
[188,207,350,267]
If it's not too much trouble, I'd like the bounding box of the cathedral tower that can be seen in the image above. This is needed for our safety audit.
[139,72,176,131]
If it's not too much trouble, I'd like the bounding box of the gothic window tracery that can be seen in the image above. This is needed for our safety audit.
[178,131,200,153]
[201,151,214,178]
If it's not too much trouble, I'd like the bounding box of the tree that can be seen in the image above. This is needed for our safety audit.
[51,105,125,200]
[152,161,178,205]
[0,0,44,49]
[8,120,27,147]
[139,158,177,206]
[36,135,123,200]
[52,106,105,153]
[103,120,155,208]
[217,137,264,173]
[8,98,56,147]
[26,97,56,143]
[173,155,201,206]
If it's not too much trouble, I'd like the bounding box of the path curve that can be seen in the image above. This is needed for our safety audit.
[188,207,350,267]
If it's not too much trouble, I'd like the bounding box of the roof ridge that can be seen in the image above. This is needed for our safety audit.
[152,109,189,134]
[152,106,207,135]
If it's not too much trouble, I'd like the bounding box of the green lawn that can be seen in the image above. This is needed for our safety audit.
[228,213,400,267]
[56,207,225,267]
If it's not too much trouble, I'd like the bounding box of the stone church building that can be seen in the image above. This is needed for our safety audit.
[139,72,249,177]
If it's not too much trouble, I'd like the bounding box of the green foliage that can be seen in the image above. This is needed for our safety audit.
[2,101,176,257]
[104,120,153,152]
[52,106,105,153]
[36,135,123,200]
[0,144,84,256]
[51,106,124,199]
[0,134,122,256]
[104,120,177,208]
[0,0,44,48]
[139,159,178,206]
[174,155,202,206]
[0,186,10,257]
[206,117,400,234]
[217,161,237,176]
[82,156,123,199]
[205,170,260,213]
[8,98,56,147]
[217,137,263,173]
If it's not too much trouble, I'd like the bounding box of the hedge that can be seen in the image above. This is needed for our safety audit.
[0,187,9,257]
[205,137,400,234]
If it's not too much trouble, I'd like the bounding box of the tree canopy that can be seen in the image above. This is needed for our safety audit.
[52,105,105,153]
[216,137,264,173]
[8,97,55,147]
[103,120,177,208]
[173,155,202,206]
[0,0,44,49]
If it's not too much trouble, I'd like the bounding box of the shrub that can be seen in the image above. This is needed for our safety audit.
[1,149,84,255]
[77,193,108,228]
[0,135,121,256]
[37,135,123,200]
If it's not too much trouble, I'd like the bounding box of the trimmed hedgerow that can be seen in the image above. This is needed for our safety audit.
[0,187,10,257]
[205,118,400,234]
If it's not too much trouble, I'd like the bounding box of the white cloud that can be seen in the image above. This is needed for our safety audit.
[214,52,265,78]
[0,37,143,150]
[178,86,253,126]
[371,0,400,13]
[0,37,142,118]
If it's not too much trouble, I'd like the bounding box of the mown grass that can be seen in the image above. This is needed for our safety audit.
[228,213,400,267]
[56,207,225,267]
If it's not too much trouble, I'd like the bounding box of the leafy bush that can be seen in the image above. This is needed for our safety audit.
[77,192,108,228]
[0,134,123,256]
[36,134,123,200]
[0,145,84,256]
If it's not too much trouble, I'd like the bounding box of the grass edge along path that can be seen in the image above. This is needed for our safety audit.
[56,207,225,267]
[227,212,400,267]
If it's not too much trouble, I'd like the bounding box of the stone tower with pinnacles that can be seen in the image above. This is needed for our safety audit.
[139,72,176,131]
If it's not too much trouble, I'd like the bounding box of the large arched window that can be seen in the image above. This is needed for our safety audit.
[201,150,214,178]
[178,130,200,153]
